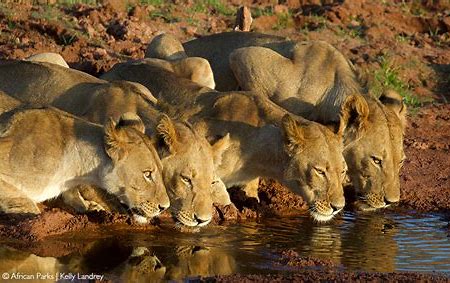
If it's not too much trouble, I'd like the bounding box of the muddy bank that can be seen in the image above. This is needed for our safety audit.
[208,272,449,282]
[401,104,450,211]
[0,207,157,242]
[276,249,337,268]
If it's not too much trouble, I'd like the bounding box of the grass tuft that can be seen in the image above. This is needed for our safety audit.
[372,56,425,108]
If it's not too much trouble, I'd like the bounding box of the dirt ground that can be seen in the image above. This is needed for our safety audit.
[0,0,449,280]
[208,272,450,282]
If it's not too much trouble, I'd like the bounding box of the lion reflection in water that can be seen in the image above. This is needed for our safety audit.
[0,239,236,282]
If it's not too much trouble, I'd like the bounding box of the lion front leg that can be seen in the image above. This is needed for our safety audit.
[62,185,126,214]
[0,180,40,214]
[61,186,106,213]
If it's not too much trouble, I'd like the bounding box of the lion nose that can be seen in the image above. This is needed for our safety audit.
[194,214,210,225]
[330,204,343,212]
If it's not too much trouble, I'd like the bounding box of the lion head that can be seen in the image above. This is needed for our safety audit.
[340,91,406,210]
[100,113,170,223]
[154,114,230,227]
[281,115,346,222]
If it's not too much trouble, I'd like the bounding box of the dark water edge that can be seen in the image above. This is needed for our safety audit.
[0,209,449,282]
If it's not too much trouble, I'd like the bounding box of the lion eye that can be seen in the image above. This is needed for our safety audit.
[371,156,383,166]
[314,167,326,176]
[143,170,154,182]
[181,175,192,186]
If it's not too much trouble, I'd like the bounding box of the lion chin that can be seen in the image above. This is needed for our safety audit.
[133,214,150,224]
[310,208,343,223]
[175,212,212,227]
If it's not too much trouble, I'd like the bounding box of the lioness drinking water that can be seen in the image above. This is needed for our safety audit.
[0,106,169,223]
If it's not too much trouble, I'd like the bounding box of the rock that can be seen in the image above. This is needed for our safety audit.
[93,48,107,59]
[234,6,253,32]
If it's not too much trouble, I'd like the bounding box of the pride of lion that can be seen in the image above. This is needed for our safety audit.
[0,30,407,228]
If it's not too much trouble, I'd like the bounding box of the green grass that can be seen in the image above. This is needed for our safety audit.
[31,5,60,21]
[149,5,180,23]
[273,12,293,30]
[56,0,98,5]
[59,33,78,45]
[252,6,274,17]
[6,20,16,30]
[189,0,233,16]
[140,0,164,5]
[371,56,424,108]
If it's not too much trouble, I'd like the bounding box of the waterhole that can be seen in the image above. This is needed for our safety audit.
[1,210,449,281]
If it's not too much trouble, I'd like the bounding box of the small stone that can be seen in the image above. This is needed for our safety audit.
[93,48,107,59]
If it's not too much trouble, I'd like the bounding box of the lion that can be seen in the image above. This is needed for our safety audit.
[59,240,166,282]
[172,32,407,210]
[0,60,156,107]
[144,34,215,89]
[56,84,231,227]
[163,246,236,280]
[102,63,348,222]
[0,106,170,223]
[0,61,230,227]
[0,246,60,278]
[25,52,70,68]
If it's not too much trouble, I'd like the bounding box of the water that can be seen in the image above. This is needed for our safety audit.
[0,210,449,281]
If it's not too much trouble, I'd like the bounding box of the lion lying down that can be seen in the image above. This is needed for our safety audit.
[102,60,352,222]
[0,106,169,223]
[0,61,230,227]
[157,32,407,211]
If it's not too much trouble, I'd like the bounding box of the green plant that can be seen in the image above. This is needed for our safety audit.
[395,33,410,43]
[140,0,164,5]
[189,0,233,16]
[58,0,98,5]
[149,8,179,23]
[252,6,274,17]
[59,33,77,45]
[372,56,424,108]
[6,20,16,30]
[31,6,59,21]
[273,11,293,30]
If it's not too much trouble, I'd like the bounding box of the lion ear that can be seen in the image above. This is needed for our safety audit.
[104,113,145,161]
[156,114,179,154]
[104,119,125,162]
[379,89,407,129]
[211,133,231,167]
[282,114,305,155]
[339,94,369,146]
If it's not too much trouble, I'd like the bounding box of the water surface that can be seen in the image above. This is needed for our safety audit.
[1,210,449,281]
